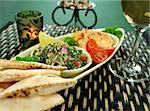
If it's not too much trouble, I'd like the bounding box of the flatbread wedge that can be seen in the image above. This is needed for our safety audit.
[0,59,67,71]
[0,88,5,93]
[0,75,77,98]
[0,69,61,82]
[0,93,64,111]
[0,82,16,89]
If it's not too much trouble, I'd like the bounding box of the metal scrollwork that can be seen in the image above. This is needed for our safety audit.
[52,4,97,29]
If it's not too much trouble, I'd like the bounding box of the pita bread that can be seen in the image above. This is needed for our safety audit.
[0,59,67,71]
[0,69,61,82]
[0,82,15,89]
[0,88,4,93]
[0,75,77,98]
[0,93,64,111]
[0,67,4,71]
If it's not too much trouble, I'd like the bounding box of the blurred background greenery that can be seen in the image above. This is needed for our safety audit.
[0,0,132,31]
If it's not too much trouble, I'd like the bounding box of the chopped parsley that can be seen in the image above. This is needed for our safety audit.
[30,43,88,70]
[16,56,38,62]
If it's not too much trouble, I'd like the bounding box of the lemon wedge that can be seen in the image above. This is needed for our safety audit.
[38,31,64,46]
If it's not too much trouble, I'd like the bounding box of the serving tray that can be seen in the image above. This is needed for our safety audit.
[12,28,125,80]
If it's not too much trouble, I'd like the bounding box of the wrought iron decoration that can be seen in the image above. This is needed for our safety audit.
[52,1,97,29]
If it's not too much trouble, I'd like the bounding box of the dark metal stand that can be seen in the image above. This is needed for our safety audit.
[52,6,97,29]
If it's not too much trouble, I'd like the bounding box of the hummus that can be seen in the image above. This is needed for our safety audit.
[74,30,115,49]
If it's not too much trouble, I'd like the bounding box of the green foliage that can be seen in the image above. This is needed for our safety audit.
[16,56,38,62]
[104,26,123,39]
[64,37,77,46]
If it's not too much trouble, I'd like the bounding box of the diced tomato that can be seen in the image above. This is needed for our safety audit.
[73,60,81,67]
[80,54,87,62]
[106,48,115,56]
[90,46,108,64]
[86,39,98,54]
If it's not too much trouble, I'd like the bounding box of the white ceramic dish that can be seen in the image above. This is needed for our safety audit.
[61,47,92,77]
[56,28,125,80]
[11,45,92,77]
[12,28,125,80]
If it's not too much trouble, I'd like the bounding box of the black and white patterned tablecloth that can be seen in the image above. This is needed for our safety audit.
[0,22,149,111]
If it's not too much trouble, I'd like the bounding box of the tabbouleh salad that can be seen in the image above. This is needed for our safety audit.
[29,43,88,70]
